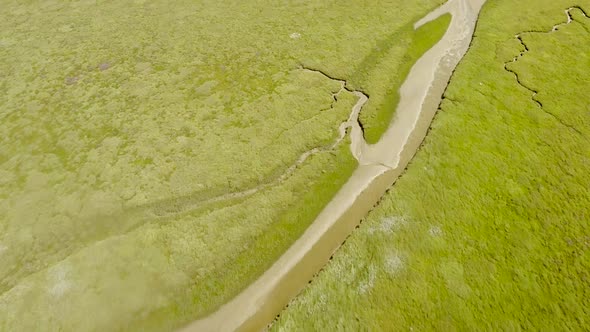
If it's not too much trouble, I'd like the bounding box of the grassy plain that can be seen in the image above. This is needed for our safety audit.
[273,1,590,330]
[0,0,449,331]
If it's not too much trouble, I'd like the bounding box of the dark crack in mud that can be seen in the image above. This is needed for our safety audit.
[504,6,588,137]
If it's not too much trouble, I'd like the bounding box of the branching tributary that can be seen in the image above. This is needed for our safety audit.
[146,68,368,219]
[0,61,372,301]
[181,0,488,331]
[504,6,588,136]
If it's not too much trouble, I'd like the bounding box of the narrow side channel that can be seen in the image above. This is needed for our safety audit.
[180,0,487,331]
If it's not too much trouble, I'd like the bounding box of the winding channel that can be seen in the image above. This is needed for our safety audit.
[181,0,486,330]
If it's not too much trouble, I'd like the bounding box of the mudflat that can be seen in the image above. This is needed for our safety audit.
[181,1,487,331]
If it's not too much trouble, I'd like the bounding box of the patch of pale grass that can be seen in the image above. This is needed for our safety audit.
[428,225,443,237]
[48,264,72,299]
[357,264,377,295]
[384,251,404,276]
[367,215,407,234]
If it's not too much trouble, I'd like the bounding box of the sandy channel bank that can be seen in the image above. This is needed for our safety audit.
[181,0,487,330]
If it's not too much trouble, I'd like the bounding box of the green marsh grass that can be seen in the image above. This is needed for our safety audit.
[273,1,590,330]
[0,1,447,330]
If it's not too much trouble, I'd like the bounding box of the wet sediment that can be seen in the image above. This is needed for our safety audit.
[180,1,487,331]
